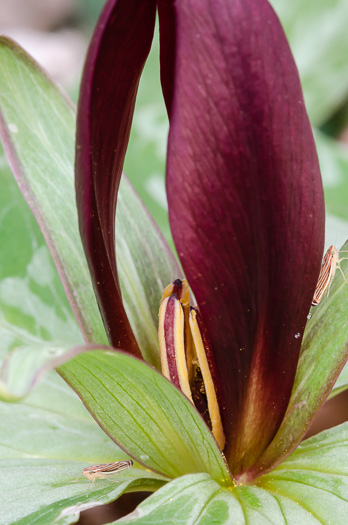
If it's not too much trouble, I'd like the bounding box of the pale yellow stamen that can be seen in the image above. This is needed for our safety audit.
[158,296,192,401]
[189,309,225,450]
[160,280,194,383]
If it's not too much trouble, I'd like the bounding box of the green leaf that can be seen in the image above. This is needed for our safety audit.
[0,141,84,404]
[1,459,165,525]
[0,343,102,402]
[110,473,244,524]
[258,423,348,524]
[314,131,348,398]
[112,475,321,524]
[110,424,348,524]
[110,473,312,525]
[59,350,232,485]
[0,344,71,401]
[0,371,123,462]
[0,37,106,345]
[0,142,81,346]
[0,140,84,402]
[251,240,348,474]
[0,366,167,524]
[271,0,348,126]
[0,37,179,365]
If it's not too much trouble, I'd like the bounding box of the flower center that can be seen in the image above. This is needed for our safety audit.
[158,279,225,450]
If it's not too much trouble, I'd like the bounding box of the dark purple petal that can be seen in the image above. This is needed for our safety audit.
[76,0,156,355]
[160,0,325,478]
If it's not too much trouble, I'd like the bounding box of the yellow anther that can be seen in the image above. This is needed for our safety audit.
[189,309,225,450]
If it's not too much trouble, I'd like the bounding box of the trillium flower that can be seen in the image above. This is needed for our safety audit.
[1,0,348,521]
[76,0,325,483]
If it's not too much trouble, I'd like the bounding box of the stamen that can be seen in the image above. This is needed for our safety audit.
[161,278,189,304]
[189,308,225,450]
[160,279,194,383]
[158,280,225,450]
[158,294,192,401]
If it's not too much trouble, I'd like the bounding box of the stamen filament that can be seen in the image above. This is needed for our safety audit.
[190,308,225,450]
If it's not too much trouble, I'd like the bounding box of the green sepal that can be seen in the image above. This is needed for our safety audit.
[59,350,232,486]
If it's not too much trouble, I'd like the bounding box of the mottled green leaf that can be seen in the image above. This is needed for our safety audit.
[258,423,348,524]
[0,343,103,402]
[0,365,167,525]
[0,344,70,401]
[113,475,320,524]
[111,473,243,524]
[0,37,105,345]
[1,459,165,525]
[59,350,231,485]
[0,141,84,403]
[0,372,122,463]
[0,142,81,348]
[112,425,348,524]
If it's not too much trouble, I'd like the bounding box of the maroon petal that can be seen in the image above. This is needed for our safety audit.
[76,0,156,355]
[160,0,325,477]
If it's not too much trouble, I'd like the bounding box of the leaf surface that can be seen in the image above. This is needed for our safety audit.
[59,350,231,485]
[0,142,81,347]
[330,360,348,398]
[0,37,105,345]
[1,459,165,525]
[0,366,166,525]
[258,423,348,524]
[111,424,348,524]
[115,178,181,368]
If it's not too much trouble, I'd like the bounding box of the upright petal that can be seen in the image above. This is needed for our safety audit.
[160,0,325,478]
[76,0,156,354]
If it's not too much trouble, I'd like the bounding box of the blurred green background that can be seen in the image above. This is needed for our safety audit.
[2,0,348,247]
